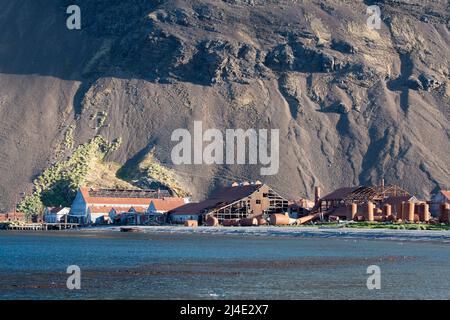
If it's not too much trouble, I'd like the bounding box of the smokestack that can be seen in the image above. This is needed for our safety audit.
[314,186,321,206]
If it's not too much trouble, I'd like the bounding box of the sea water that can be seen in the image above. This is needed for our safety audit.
[0,230,449,299]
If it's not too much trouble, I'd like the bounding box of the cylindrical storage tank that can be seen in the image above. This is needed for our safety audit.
[399,202,406,221]
[269,214,290,225]
[351,203,357,221]
[240,217,258,226]
[345,205,352,221]
[205,216,219,227]
[421,203,430,222]
[406,202,415,222]
[383,204,392,219]
[366,201,374,222]
[392,203,402,220]
[184,220,198,227]
[417,203,424,221]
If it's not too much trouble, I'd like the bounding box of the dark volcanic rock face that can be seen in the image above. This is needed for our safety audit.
[0,0,449,210]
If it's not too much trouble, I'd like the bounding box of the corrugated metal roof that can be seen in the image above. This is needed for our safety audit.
[321,187,361,201]
[150,198,186,212]
[88,206,118,214]
[209,184,261,202]
[169,200,221,215]
[80,187,166,206]
[170,184,263,215]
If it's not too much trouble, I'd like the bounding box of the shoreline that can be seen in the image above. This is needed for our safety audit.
[77,225,450,243]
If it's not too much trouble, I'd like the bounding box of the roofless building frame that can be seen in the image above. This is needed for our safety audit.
[319,185,411,212]
[207,184,289,222]
[169,182,289,224]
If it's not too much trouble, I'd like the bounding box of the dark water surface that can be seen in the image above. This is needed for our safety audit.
[0,230,449,299]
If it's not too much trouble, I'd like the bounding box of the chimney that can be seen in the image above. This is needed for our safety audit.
[314,186,321,206]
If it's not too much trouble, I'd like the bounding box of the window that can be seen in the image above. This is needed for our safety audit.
[256,200,261,204]
[263,193,268,197]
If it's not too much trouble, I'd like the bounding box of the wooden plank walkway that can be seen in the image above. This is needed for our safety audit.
[6,223,80,230]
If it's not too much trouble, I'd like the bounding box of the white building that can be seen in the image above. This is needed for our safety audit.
[69,188,171,224]
[43,207,71,223]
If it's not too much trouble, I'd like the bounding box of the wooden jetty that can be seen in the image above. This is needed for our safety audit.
[6,223,80,231]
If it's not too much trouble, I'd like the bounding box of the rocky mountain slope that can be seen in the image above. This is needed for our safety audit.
[0,0,449,211]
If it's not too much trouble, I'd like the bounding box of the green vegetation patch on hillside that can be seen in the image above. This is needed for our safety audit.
[118,149,190,198]
[64,124,75,150]
[18,136,122,215]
